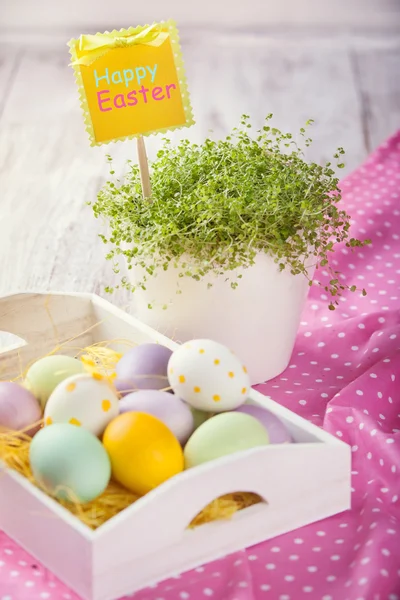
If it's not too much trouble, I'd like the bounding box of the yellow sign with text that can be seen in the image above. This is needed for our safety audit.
[68,21,194,146]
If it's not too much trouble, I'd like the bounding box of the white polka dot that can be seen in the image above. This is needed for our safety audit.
[312,547,322,552]
[381,569,389,577]
[4,550,13,555]
[265,564,276,570]
[25,582,34,588]
[260,585,271,591]
[330,555,340,561]
[203,589,213,596]
[304,332,312,337]
[238,582,248,588]
[10,571,19,577]
[381,548,390,556]
[356,390,363,396]
[285,575,295,582]
[180,593,190,599]
[331,354,339,359]
[303,587,313,593]
[360,557,370,565]
[307,566,318,572]
[289,555,299,560]
[270,547,280,553]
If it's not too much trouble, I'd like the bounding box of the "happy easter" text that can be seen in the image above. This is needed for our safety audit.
[93,65,178,112]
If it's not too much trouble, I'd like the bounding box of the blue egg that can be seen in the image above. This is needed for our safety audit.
[29,424,111,503]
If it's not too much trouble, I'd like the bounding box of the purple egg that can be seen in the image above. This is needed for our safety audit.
[119,390,194,444]
[0,382,42,436]
[235,405,293,444]
[115,343,173,395]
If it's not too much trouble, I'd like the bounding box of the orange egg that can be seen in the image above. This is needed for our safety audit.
[102,412,184,495]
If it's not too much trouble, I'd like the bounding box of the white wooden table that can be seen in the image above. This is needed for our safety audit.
[0,28,399,312]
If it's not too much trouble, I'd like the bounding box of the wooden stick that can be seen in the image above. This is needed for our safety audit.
[136,135,152,200]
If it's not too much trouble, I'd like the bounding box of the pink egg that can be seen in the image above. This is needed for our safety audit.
[0,382,42,435]
[235,405,293,444]
[115,344,172,395]
[119,389,194,444]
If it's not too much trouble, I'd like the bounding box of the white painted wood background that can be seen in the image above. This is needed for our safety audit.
[0,4,400,318]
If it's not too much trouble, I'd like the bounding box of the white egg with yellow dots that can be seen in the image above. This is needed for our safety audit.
[167,339,250,412]
[44,373,119,436]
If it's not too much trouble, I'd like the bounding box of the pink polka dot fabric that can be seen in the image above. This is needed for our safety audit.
[1,133,400,599]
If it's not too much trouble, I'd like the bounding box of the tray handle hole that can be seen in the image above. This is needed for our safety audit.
[0,332,27,354]
[188,491,266,529]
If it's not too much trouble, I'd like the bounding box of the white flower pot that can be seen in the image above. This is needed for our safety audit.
[132,253,314,385]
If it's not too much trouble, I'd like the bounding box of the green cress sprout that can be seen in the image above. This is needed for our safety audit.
[92,115,369,310]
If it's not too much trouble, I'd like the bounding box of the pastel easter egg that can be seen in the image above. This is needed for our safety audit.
[115,343,172,395]
[25,355,84,409]
[235,405,293,444]
[168,339,250,412]
[119,390,193,444]
[29,423,111,503]
[103,412,184,496]
[44,374,119,436]
[184,412,270,468]
[0,382,42,435]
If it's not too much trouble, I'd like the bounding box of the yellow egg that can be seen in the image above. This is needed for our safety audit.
[102,412,184,496]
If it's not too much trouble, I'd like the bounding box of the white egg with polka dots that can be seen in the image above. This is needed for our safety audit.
[44,373,119,436]
[168,339,250,412]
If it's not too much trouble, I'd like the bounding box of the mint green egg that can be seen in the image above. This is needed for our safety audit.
[184,412,270,468]
[29,423,111,503]
[25,355,84,409]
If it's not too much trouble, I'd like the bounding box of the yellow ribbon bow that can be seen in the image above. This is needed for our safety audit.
[71,24,169,67]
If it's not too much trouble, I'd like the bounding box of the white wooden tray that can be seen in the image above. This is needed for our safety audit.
[0,292,351,600]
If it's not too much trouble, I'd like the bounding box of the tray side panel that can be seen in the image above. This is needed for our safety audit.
[93,443,351,600]
[0,293,96,378]
[0,469,93,598]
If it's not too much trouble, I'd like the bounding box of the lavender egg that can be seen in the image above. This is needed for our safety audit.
[235,405,293,444]
[119,390,194,444]
[0,382,42,435]
[115,344,172,395]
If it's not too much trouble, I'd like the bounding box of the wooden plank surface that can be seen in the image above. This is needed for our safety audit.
[0,32,399,318]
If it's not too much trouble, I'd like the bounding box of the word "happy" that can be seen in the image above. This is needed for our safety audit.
[94,65,158,88]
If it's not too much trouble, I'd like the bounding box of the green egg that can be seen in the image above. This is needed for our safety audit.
[184,412,270,468]
[29,423,111,503]
[25,355,84,409]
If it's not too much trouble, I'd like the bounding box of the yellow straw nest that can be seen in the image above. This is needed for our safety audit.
[0,340,262,530]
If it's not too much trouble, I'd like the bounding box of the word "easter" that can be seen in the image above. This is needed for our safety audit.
[97,84,177,112]
[94,65,158,88]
